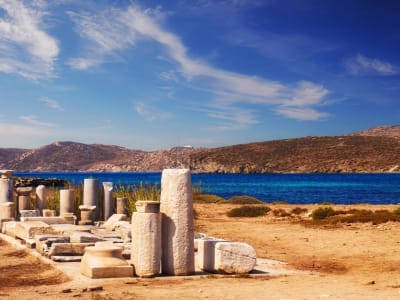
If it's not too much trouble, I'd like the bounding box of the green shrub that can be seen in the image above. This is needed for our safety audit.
[291,207,308,215]
[225,195,264,204]
[312,207,336,220]
[193,193,224,203]
[393,207,400,215]
[227,205,270,218]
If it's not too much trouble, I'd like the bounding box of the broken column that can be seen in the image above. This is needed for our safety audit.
[160,168,195,276]
[103,182,114,220]
[17,187,32,212]
[116,197,128,215]
[79,205,96,225]
[0,170,14,203]
[83,178,99,219]
[80,245,133,278]
[35,185,47,213]
[0,202,15,221]
[131,201,161,277]
[60,189,75,217]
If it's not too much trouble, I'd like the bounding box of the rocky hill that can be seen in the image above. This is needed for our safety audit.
[0,126,399,173]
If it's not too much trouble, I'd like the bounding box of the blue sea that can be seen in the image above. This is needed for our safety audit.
[14,172,400,205]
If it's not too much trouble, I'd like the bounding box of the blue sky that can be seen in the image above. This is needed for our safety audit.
[0,0,399,150]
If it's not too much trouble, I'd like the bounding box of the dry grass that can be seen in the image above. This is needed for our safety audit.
[224,196,264,205]
[226,205,271,217]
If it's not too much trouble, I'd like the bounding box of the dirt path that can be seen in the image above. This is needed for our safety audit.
[1,203,400,299]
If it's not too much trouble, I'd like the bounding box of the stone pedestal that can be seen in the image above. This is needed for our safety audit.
[0,178,13,203]
[60,189,75,217]
[83,179,99,219]
[35,185,47,213]
[79,205,96,225]
[80,245,133,278]
[131,201,161,277]
[103,182,114,221]
[17,187,33,212]
[116,197,128,215]
[160,169,195,276]
[0,202,15,220]
[43,209,56,217]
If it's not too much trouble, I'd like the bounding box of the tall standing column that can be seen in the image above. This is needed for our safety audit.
[60,189,75,217]
[36,185,47,214]
[103,182,113,220]
[131,201,161,277]
[83,178,99,219]
[160,168,195,275]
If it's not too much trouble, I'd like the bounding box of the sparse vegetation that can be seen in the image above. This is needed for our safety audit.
[193,193,224,203]
[312,207,339,220]
[291,207,308,215]
[225,195,264,204]
[227,205,270,218]
[272,208,291,217]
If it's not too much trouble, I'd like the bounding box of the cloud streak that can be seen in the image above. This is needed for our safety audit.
[346,54,398,76]
[20,115,56,127]
[134,101,174,121]
[40,97,64,111]
[69,4,330,123]
[0,0,59,79]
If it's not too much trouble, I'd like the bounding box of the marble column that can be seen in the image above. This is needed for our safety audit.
[79,205,96,225]
[131,201,161,277]
[116,197,128,215]
[160,169,195,275]
[83,178,99,219]
[60,189,75,217]
[17,187,32,212]
[103,182,114,221]
[35,185,47,213]
[0,172,13,203]
[0,202,15,220]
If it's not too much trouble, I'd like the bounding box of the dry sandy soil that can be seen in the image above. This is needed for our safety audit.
[1,203,400,299]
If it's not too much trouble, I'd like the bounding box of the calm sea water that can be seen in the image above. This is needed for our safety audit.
[14,172,400,205]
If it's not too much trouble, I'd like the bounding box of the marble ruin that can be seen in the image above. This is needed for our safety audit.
[0,168,257,280]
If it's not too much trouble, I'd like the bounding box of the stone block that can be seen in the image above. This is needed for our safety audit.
[35,234,70,254]
[50,224,92,234]
[1,221,17,237]
[52,256,82,262]
[42,209,56,217]
[194,233,208,252]
[91,228,122,239]
[197,240,256,274]
[80,246,134,278]
[14,221,57,240]
[20,216,75,225]
[48,242,94,257]
[102,214,128,230]
[20,210,40,218]
[114,221,131,241]
[135,201,160,213]
[69,231,105,243]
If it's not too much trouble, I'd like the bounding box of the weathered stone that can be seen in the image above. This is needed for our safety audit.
[197,240,257,274]
[0,202,15,220]
[35,185,47,213]
[35,234,70,254]
[131,206,161,277]
[0,169,14,178]
[103,182,114,221]
[18,195,31,212]
[70,231,105,243]
[0,178,13,203]
[25,239,36,248]
[14,220,56,240]
[91,228,121,239]
[43,209,56,217]
[114,221,131,241]
[21,216,75,225]
[116,197,128,215]
[20,210,40,218]
[102,214,128,230]
[50,224,93,234]
[79,205,96,225]
[83,179,99,219]
[60,189,75,217]
[194,233,208,251]
[1,221,17,237]
[48,242,94,257]
[160,168,195,275]
[135,201,160,213]
[80,245,134,278]
[52,256,83,262]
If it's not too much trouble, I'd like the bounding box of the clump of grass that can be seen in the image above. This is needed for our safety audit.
[225,195,264,204]
[291,207,308,215]
[193,193,224,203]
[272,208,291,217]
[393,207,400,215]
[311,207,337,220]
[319,201,334,205]
[227,205,270,218]
[271,201,288,205]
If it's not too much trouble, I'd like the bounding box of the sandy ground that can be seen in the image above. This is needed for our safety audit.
[1,203,400,299]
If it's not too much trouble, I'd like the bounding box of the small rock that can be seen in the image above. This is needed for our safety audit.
[366,280,376,285]
[62,288,72,293]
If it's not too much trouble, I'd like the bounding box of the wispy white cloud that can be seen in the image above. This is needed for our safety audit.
[20,115,56,127]
[70,4,330,123]
[346,54,398,76]
[0,122,52,136]
[134,101,174,121]
[0,0,59,79]
[275,107,329,121]
[39,97,64,111]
